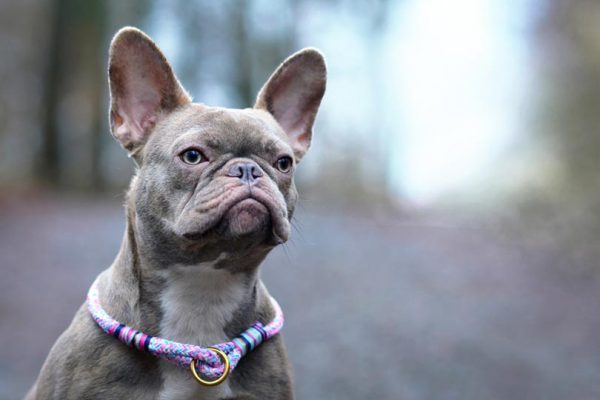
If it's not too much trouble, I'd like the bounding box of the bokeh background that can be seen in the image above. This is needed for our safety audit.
[1,0,600,399]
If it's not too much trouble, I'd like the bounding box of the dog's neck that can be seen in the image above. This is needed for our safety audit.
[103,201,268,341]
[97,201,275,398]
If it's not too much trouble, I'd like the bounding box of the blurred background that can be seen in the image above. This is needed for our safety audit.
[1,0,600,399]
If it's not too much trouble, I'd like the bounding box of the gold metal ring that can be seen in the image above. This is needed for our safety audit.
[190,347,231,386]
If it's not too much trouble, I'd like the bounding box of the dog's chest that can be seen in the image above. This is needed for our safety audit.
[157,265,247,400]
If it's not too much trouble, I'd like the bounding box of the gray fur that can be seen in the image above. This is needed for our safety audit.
[27,27,326,400]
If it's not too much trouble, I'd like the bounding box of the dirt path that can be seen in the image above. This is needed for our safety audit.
[1,195,599,399]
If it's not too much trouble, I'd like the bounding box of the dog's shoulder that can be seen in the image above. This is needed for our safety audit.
[32,296,162,399]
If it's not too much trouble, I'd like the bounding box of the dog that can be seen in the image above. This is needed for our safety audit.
[26,27,326,400]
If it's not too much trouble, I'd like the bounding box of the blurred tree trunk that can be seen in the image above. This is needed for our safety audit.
[39,0,65,186]
[534,1,600,201]
[87,2,108,190]
[232,0,254,107]
[39,0,107,190]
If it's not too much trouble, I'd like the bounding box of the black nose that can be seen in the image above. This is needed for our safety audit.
[227,162,264,185]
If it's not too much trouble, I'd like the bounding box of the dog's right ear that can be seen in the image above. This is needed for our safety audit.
[108,27,190,159]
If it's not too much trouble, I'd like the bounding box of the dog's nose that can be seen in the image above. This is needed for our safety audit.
[227,162,264,185]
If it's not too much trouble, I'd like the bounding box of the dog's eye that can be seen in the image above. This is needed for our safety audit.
[275,156,293,173]
[180,149,206,165]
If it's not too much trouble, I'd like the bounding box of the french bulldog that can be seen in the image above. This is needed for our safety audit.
[26,27,326,400]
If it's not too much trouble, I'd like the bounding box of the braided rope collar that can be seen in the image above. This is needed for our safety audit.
[87,276,284,386]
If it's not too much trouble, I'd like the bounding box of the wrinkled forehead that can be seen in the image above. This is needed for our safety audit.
[150,104,292,156]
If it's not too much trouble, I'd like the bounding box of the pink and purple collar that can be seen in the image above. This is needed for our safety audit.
[86,276,284,386]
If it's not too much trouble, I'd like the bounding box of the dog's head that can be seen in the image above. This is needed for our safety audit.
[108,28,326,263]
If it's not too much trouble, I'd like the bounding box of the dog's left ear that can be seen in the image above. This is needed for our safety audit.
[255,48,327,161]
[108,27,191,159]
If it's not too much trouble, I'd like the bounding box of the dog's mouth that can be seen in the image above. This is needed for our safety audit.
[175,185,290,245]
[218,198,271,235]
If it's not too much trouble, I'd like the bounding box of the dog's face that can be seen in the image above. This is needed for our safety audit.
[141,106,296,246]
[107,28,325,263]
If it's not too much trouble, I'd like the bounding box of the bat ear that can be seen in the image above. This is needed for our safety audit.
[255,48,327,162]
[108,27,190,159]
